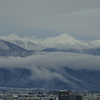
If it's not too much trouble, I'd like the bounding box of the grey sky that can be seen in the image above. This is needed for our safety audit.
[0,0,100,40]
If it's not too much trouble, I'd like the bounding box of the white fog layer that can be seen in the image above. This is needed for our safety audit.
[0,52,100,70]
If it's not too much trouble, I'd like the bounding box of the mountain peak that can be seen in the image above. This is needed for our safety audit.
[89,40,100,47]
[59,33,71,36]
[40,33,88,47]
[57,33,73,39]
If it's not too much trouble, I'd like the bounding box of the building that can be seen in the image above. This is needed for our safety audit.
[58,90,82,100]
[58,90,70,100]
[68,95,82,100]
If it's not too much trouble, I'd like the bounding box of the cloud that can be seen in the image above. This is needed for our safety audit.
[0,52,100,70]
[0,0,100,38]
[30,65,68,83]
[0,52,100,81]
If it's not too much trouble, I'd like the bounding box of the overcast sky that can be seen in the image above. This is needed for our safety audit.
[0,0,100,41]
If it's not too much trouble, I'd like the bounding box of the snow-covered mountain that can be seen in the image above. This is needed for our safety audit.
[1,33,89,52]
[0,40,35,57]
[1,33,100,49]
[9,39,26,48]
[7,33,89,49]
[9,39,36,50]
[1,33,100,56]
[39,33,89,47]
[89,40,100,47]
[37,33,89,54]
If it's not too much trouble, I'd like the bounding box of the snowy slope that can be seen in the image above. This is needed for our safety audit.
[40,33,89,47]
[3,33,89,51]
[0,40,10,50]
[0,40,35,57]
[9,39,36,50]
[0,33,90,49]
[2,33,100,56]
[89,40,100,47]
[10,39,26,48]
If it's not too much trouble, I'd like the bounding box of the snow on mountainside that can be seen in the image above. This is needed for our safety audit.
[1,33,100,49]
[0,33,90,50]
[10,39,26,48]
[3,33,100,56]
[89,40,100,47]
[0,34,37,50]
[9,39,36,50]
[39,33,89,47]
[0,40,35,57]
[0,40,10,50]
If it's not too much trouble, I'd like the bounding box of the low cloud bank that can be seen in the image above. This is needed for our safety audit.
[0,52,100,81]
[0,52,100,70]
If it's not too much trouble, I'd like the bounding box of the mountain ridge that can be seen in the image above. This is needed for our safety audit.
[0,39,35,57]
[39,33,89,47]
[89,40,100,47]
[0,33,100,56]
[0,67,100,90]
[1,33,100,48]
